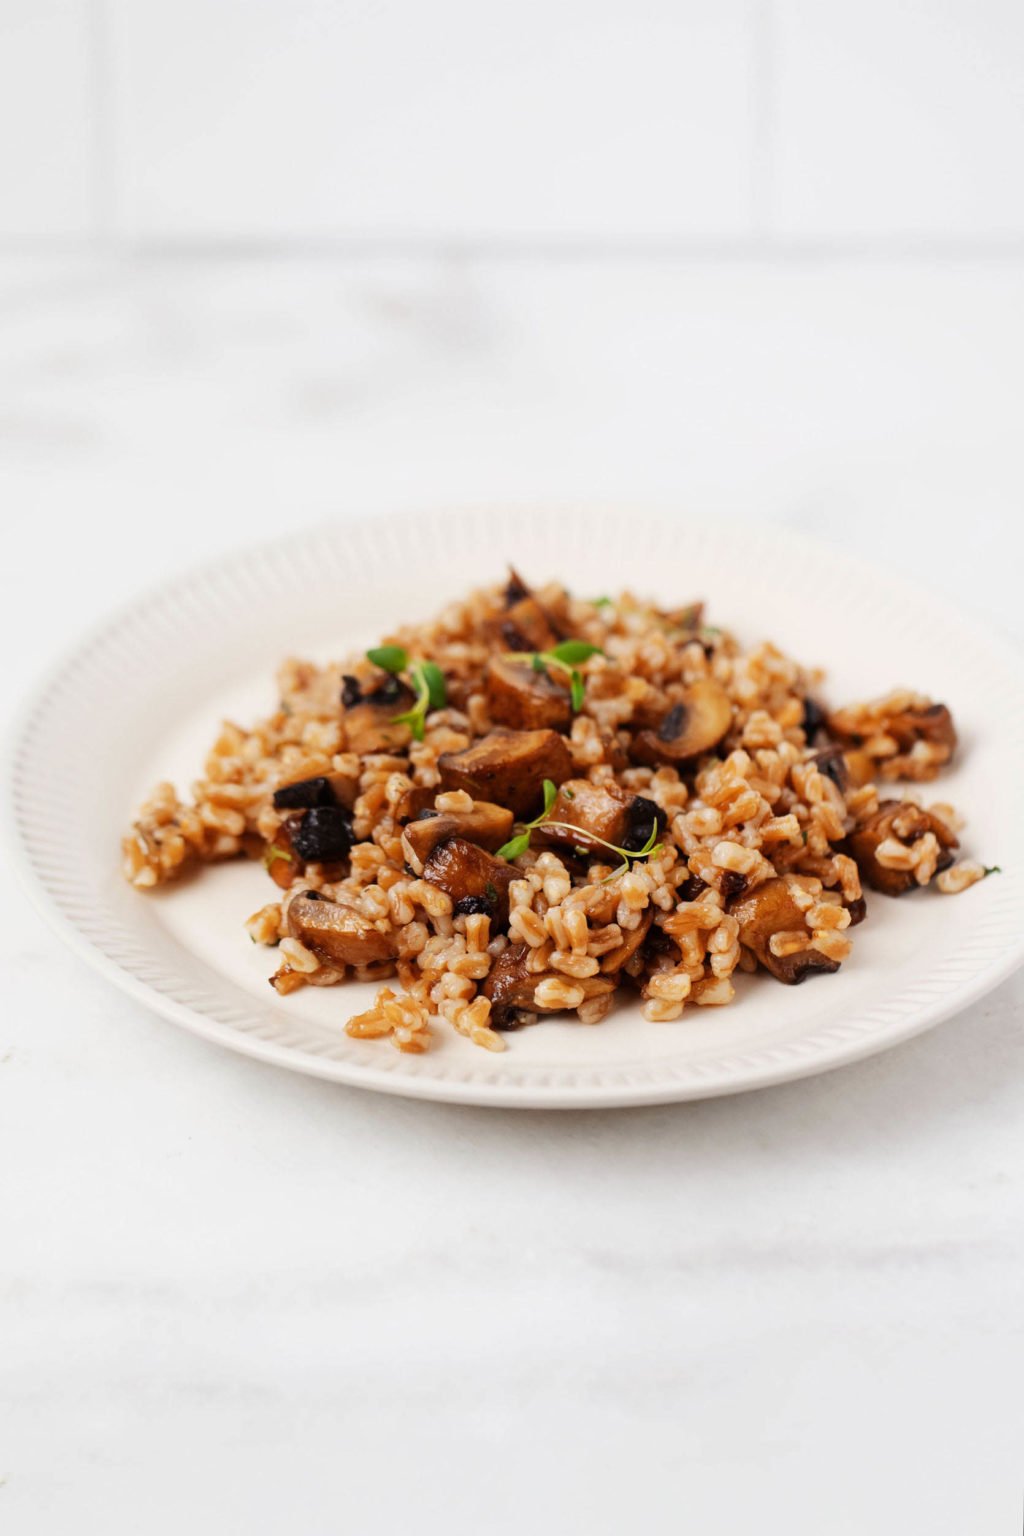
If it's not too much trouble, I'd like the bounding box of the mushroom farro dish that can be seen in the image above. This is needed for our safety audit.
[123,571,997,1054]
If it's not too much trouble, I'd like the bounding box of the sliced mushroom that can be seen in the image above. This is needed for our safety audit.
[343,674,416,756]
[421,837,516,927]
[401,800,514,875]
[533,778,666,858]
[731,877,841,983]
[285,892,397,968]
[273,769,359,811]
[632,680,732,766]
[847,799,958,896]
[483,943,617,1029]
[485,655,572,731]
[438,729,573,819]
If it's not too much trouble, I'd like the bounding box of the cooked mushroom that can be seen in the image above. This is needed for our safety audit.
[285,807,353,863]
[488,569,564,653]
[848,800,958,896]
[421,837,516,927]
[264,805,353,889]
[485,655,572,731]
[731,878,841,983]
[393,785,437,824]
[285,891,397,968]
[438,729,573,819]
[273,769,359,811]
[401,800,514,875]
[533,778,666,857]
[632,680,732,766]
[482,943,617,1029]
[343,674,416,756]
[831,700,957,757]
[809,744,850,793]
[801,696,829,742]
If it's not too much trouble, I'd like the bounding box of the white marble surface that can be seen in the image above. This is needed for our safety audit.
[1,255,1023,1533]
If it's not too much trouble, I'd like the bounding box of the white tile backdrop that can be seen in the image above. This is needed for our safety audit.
[3,0,1024,246]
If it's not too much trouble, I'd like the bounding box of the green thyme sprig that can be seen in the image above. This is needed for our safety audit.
[366,645,447,742]
[506,638,604,712]
[496,778,664,880]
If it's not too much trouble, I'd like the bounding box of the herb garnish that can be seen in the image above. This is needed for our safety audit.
[366,644,409,674]
[506,638,603,713]
[496,778,664,879]
[983,865,1002,877]
[365,646,447,742]
[263,843,293,870]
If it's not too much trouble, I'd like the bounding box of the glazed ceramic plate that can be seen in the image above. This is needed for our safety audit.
[8,509,1024,1107]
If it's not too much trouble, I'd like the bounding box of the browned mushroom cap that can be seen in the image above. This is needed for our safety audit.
[731,878,840,983]
[632,680,732,766]
[421,837,517,927]
[401,800,514,875]
[847,799,958,896]
[482,943,617,1028]
[343,675,416,756]
[485,655,572,731]
[438,729,573,819]
[285,892,397,967]
[533,778,666,858]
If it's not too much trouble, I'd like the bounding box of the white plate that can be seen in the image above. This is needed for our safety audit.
[8,509,1024,1107]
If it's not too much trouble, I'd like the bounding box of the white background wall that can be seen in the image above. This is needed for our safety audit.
[4,0,1024,248]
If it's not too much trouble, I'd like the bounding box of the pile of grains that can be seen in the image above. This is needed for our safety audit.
[123,574,994,1053]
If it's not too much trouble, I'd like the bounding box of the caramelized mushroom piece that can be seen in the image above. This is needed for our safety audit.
[489,568,564,653]
[438,729,573,819]
[831,700,957,757]
[533,778,666,857]
[483,943,617,1029]
[401,800,514,875]
[421,837,516,927]
[485,655,572,731]
[632,680,732,766]
[264,806,353,888]
[273,769,359,811]
[393,785,437,824]
[343,674,416,756]
[732,878,840,983]
[809,744,851,793]
[285,892,397,967]
[483,943,540,1027]
[848,799,958,896]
